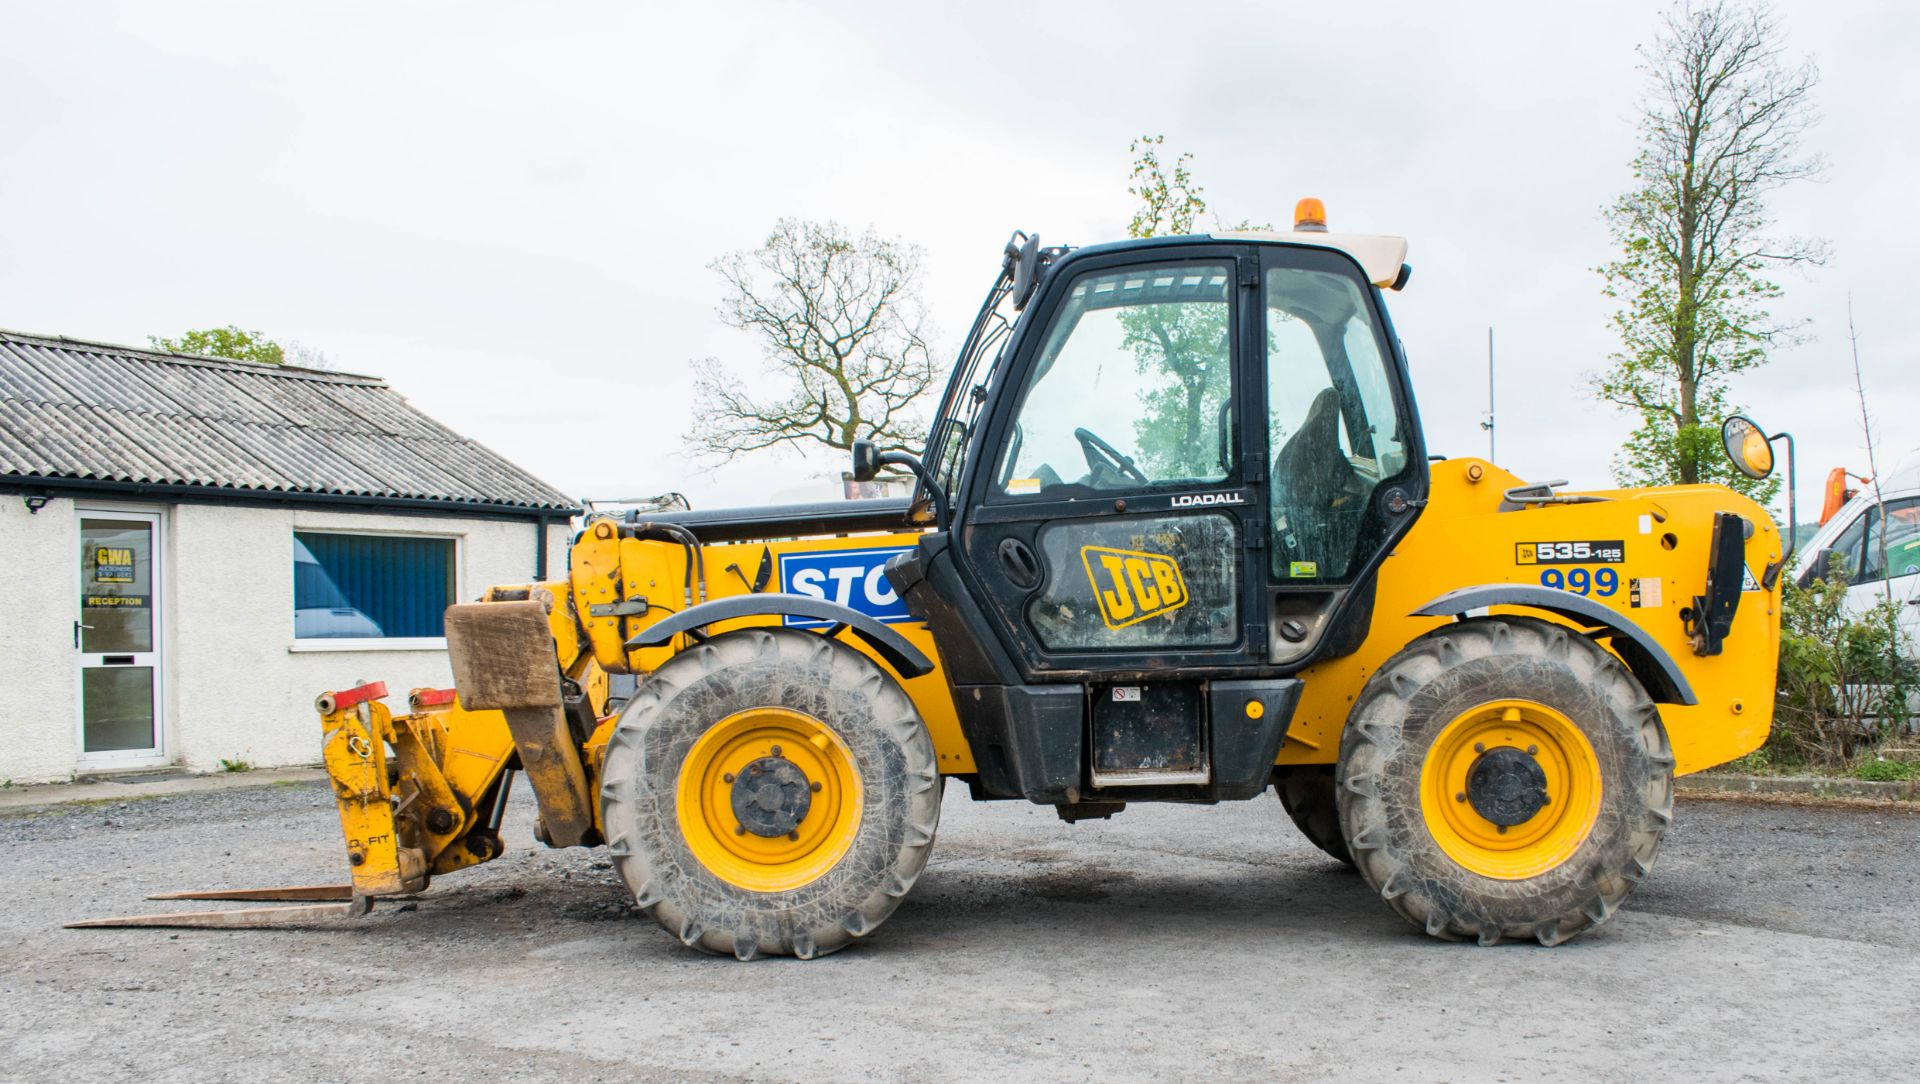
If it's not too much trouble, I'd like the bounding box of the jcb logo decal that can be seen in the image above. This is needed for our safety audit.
[1081,546,1189,629]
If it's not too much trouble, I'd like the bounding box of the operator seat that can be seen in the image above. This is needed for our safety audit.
[1272,387,1365,577]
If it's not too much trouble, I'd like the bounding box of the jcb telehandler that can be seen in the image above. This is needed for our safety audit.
[79,202,1789,954]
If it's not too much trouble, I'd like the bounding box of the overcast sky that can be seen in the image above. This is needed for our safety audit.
[3,1,1913,520]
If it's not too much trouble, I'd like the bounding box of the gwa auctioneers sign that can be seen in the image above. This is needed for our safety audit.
[777,546,915,627]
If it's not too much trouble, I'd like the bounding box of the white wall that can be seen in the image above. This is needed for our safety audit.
[0,496,570,783]
[0,495,82,784]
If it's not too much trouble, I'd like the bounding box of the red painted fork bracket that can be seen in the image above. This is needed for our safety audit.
[331,681,389,710]
[412,687,458,707]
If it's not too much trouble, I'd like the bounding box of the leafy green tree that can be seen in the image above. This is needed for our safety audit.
[148,325,285,365]
[1596,1,1822,497]
[1120,136,1269,478]
[1126,135,1209,239]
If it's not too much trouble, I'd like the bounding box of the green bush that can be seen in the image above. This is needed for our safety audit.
[1770,555,1915,768]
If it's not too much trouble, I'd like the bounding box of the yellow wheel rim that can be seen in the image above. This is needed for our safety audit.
[676,707,863,893]
[1419,699,1602,880]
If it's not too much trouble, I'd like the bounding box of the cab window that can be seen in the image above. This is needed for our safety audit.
[995,262,1234,497]
[1265,263,1407,582]
[1862,498,1920,583]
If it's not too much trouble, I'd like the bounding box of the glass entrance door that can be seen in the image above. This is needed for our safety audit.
[77,511,163,764]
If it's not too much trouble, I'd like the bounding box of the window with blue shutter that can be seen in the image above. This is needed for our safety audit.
[293,532,456,639]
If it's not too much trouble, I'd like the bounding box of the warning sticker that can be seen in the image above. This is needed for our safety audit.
[1630,577,1663,608]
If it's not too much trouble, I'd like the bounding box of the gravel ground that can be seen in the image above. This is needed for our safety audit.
[1,781,1916,1083]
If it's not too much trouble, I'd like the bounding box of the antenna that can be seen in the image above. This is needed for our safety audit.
[1478,327,1496,461]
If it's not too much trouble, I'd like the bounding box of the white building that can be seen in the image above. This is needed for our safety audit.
[0,330,578,784]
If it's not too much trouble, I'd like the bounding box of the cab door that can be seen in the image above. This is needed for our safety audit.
[956,247,1267,784]
[1852,497,1920,646]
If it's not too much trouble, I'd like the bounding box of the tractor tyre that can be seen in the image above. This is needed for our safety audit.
[1336,616,1673,946]
[1273,767,1355,869]
[600,627,941,960]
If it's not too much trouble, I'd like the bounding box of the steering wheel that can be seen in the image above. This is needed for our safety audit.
[1074,427,1149,485]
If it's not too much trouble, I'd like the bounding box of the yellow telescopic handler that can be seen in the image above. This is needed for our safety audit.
[76,203,1791,954]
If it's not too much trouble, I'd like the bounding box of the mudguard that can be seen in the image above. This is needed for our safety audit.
[625,592,936,679]
[1411,584,1697,706]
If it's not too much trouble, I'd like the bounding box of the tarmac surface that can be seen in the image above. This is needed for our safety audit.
[2,778,1916,1083]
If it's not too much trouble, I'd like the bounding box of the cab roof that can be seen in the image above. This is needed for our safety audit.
[1060,230,1409,290]
[1212,229,1409,288]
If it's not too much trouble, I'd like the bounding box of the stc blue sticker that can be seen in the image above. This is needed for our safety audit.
[777,547,915,627]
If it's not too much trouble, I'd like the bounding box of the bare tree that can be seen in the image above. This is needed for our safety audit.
[687,219,937,462]
[1596,1,1824,493]
[1845,297,1893,606]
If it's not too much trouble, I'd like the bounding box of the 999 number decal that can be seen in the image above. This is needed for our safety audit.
[1540,567,1619,597]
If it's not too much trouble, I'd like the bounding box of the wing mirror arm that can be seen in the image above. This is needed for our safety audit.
[852,439,950,531]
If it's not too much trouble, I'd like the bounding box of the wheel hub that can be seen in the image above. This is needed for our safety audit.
[1465,746,1548,826]
[1418,699,1603,880]
[675,707,864,893]
[730,756,813,837]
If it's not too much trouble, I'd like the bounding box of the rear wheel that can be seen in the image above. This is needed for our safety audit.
[600,627,941,959]
[1273,767,1354,868]
[1336,616,1673,945]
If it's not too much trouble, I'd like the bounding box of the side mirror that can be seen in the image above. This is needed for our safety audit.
[1720,414,1799,591]
[851,439,880,482]
[1005,231,1042,310]
[1721,415,1776,481]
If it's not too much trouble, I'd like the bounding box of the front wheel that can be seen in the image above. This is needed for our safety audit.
[1337,616,1674,945]
[600,628,941,959]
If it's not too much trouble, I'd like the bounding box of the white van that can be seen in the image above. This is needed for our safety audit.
[1795,459,1920,649]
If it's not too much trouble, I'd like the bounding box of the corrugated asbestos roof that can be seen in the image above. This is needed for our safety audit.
[0,329,578,514]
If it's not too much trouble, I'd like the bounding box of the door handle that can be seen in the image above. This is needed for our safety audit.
[997,538,1043,590]
[73,621,94,648]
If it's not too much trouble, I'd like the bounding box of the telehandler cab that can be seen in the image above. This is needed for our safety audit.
[77,202,1788,954]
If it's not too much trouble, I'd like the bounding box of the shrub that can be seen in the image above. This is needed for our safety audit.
[1770,555,1916,768]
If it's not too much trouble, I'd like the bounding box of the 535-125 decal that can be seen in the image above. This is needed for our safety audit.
[1514,540,1625,564]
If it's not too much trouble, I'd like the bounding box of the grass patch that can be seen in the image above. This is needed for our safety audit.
[1723,747,1806,777]
[217,759,253,774]
[1853,756,1920,782]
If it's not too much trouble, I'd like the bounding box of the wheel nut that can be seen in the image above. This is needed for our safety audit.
[1474,742,1485,753]
[1527,745,1539,756]
[722,772,734,783]
[1455,792,1466,803]
[1496,824,1507,835]
[787,831,800,841]
[735,824,747,835]
[770,745,783,757]
[810,782,823,793]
